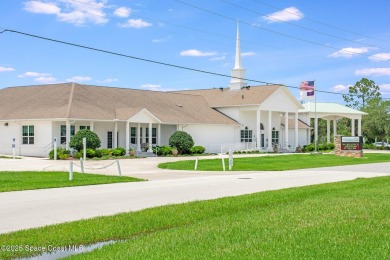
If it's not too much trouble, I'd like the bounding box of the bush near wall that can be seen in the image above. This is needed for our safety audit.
[302,143,335,153]
[190,146,206,154]
[169,131,194,154]
[49,148,70,160]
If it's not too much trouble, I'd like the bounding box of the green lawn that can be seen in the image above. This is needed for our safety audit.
[159,153,390,171]
[1,177,390,259]
[0,171,143,192]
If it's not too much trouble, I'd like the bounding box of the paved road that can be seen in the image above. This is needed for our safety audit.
[0,159,389,234]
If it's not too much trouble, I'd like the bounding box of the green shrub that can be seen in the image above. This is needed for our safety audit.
[111,147,126,156]
[100,148,112,156]
[49,148,70,160]
[94,149,102,158]
[363,143,375,149]
[152,145,172,156]
[326,143,335,150]
[73,151,82,159]
[190,146,205,154]
[86,148,96,158]
[302,144,315,152]
[169,131,194,154]
[69,129,101,151]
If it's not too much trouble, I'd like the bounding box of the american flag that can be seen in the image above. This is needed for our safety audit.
[300,81,315,100]
[300,81,315,91]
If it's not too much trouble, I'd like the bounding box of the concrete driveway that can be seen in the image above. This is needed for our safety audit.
[0,152,389,234]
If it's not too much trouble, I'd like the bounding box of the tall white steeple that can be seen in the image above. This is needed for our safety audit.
[229,21,246,90]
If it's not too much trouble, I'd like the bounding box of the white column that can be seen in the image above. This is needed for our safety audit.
[357,118,362,136]
[268,110,272,150]
[284,112,289,149]
[295,112,299,147]
[114,121,118,148]
[326,119,330,143]
[148,123,152,152]
[125,121,129,154]
[137,123,141,152]
[90,121,94,131]
[333,119,337,138]
[351,119,355,136]
[142,126,146,144]
[66,120,70,150]
[256,109,261,150]
[157,124,161,146]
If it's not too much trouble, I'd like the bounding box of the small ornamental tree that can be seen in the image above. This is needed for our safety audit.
[169,131,194,154]
[69,129,101,151]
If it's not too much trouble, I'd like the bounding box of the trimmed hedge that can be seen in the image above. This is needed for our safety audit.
[169,131,194,154]
[69,129,101,151]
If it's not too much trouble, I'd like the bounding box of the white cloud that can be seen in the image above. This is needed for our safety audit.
[180,49,216,57]
[242,52,255,57]
[210,56,226,61]
[379,84,390,91]
[329,47,369,58]
[114,7,131,18]
[140,84,175,92]
[23,0,108,26]
[330,84,350,92]
[152,36,172,43]
[35,76,57,83]
[0,67,15,72]
[67,76,92,82]
[120,19,152,28]
[24,1,60,14]
[369,53,390,62]
[100,78,118,83]
[355,68,390,77]
[263,7,303,23]
[18,71,50,78]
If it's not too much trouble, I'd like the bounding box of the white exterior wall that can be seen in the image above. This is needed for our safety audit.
[183,124,237,153]
[288,128,310,147]
[161,125,176,145]
[0,120,52,157]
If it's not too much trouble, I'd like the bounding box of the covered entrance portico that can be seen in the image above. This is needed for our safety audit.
[300,102,367,143]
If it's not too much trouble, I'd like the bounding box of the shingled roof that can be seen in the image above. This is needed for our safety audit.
[0,83,238,125]
[175,85,282,107]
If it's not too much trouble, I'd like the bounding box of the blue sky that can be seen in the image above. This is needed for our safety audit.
[1,0,390,103]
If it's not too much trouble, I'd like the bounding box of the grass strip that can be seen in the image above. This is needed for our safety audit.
[0,177,389,259]
[0,171,143,192]
[159,153,390,171]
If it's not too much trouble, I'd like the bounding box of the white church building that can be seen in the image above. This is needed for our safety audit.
[0,25,365,157]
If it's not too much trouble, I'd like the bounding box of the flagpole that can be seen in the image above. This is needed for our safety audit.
[314,80,317,153]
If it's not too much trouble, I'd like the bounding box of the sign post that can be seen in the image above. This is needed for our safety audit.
[83,137,86,161]
[12,138,15,159]
[228,148,233,171]
[53,137,57,161]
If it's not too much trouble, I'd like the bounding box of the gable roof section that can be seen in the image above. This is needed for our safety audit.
[0,83,238,125]
[175,85,282,107]
[300,102,368,120]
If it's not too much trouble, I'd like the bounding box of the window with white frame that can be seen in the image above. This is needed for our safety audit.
[107,131,113,149]
[145,128,157,144]
[79,126,90,130]
[60,125,75,144]
[240,127,252,143]
[272,127,279,144]
[22,125,34,144]
[131,127,137,144]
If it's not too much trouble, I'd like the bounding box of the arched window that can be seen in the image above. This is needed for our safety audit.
[272,127,279,144]
[240,126,253,143]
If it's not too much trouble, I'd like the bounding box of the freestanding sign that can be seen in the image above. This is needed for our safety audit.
[335,136,363,158]
[341,136,363,151]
